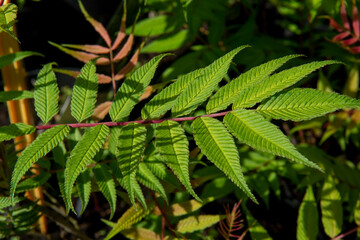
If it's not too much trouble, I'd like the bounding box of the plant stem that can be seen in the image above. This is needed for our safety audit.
[332,225,360,240]
[36,111,232,130]
[109,49,117,97]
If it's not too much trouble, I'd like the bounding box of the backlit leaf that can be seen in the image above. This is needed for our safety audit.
[0,123,35,142]
[297,186,319,240]
[176,215,222,233]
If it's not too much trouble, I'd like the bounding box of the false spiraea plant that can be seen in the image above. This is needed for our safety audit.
[2,45,360,238]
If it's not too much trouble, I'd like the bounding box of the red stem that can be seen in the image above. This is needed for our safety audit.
[36,111,232,130]
[332,225,360,240]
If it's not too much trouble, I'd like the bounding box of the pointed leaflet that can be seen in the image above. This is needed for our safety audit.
[297,186,319,240]
[93,164,116,219]
[320,175,343,238]
[62,44,110,54]
[191,117,256,202]
[71,60,98,123]
[155,120,200,201]
[176,215,222,233]
[0,90,33,102]
[137,162,168,203]
[109,54,168,121]
[172,45,249,117]
[117,123,147,207]
[233,60,340,109]
[76,169,91,215]
[0,3,18,41]
[206,55,302,114]
[34,63,59,124]
[141,68,204,120]
[257,88,360,121]
[223,110,321,170]
[64,124,109,212]
[0,123,35,142]
[0,51,43,69]
[10,125,70,202]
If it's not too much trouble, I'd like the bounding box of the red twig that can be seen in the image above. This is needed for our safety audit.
[36,111,232,130]
[332,225,360,240]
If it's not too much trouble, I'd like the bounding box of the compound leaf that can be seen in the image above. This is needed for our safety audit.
[0,123,35,142]
[34,63,59,124]
[64,124,109,212]
[71,60,98,123]
[10,125,70,203]
[192,117,256,202]
[224,110,321,170]
[257,88,360,121]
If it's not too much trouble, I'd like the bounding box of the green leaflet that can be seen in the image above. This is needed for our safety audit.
[191,117,256,202]
[71,60,98,123]
[0,3,18,41]
[172,45,249,117]
[233,60,340,109]
[155,120,200,201]
[10,125,70,203]
[0,90,33,102]
[131,15,181,37]
[206,54,301,114]
[104,202,155,240]
[34,63,59,124]
[257,88,360,121]
[0,197,23,209]
[176,215,222,233]
[224,110,321,170]
[0,123,35,142]
[93,164,117,220]
[321,175,343,238]
[56,171,70,211]
[141,68,204,120]
[109,54,168,121]
[15,172,51,193]
[76,169,91,215]
[64,124,109,212]
[141,30,190,53]
[245,209,273,240]
[117,123,147,208]
[108,127,122,156]
[0,51,43,69]
[297,186,319,240]
[137,162,168,203]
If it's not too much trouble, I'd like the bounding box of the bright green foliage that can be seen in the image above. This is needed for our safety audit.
[176,215,222,233]
[34,63,59,124]
[257,88,360,121]
[0,3,18,41]
[142,30,189,53]
[108,126,122,156]
[0,123,35,142]
[93,164,117,219]
[297,186,319,240]
[320,175,343,238]
[76,169,91,215]
[192,117,256,202]
[172,45,248,117]
[246,210,273,240]
[206,54,301,114]
[0,90,33,102]
[71,60,98,123]
[15,172,51,193]
[0,51,43,69]
[109,54,168,121]
[131,15,181,37]
[64,124,109,212]
[0,197,22,209]
[223,110,321,170]
[137,162,168,203]
[233,60,339,109]
[117,123,147,208]
[155,120,200,201]
[10,125,70,203]
[104,202,155,240]
[141,68,203,120]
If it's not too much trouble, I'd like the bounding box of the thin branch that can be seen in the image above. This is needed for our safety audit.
[332,225,360,240]
[36,111,232,130]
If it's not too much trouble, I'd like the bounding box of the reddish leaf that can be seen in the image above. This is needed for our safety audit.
[333,31,351,41]
[139,86,155,102]
[111,9,127,50]
[113,34,134,62]
[114,48,140,81]
[327,16,346,32]
[63,44,110,54]
[97,74,113,84]
[350,46,360,53]
[353,1,360,37]
[54,68,113,84]
[341,36,359,46]
[78,0,112,47]
[91,101,112,121]
[341,0,351,30]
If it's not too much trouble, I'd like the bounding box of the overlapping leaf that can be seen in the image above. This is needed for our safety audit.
[257,88,360,121]
[233,60,339,109]
[176,215,222,233]
[0,123,35,142]
[34,63,59,124]
[76,169,91,215]
[117,123,147,207]
[297,186,319,240]
[206,54,301,114]
[155,120,200,201]
[0,90,33,102]
[223,110,321,170]
[10,125,70,203]
[109,54,168,121]
[172,45,249,117]
[64,124,109,212]
[71,60,98,123]
[0,3,18,41]
[192,117,256,202]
